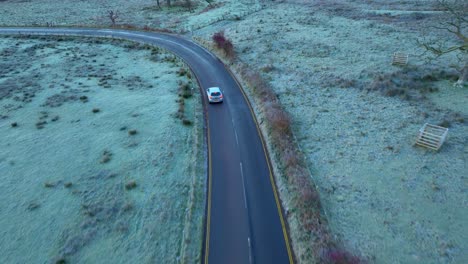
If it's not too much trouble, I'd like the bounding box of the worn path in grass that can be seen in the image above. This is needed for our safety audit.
[0,28,293,264]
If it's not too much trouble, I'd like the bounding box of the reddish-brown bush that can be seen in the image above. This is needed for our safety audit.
[212,31,226,47]
[212,31,235,58]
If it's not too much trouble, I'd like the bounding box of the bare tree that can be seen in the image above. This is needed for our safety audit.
[155,0,161,9]
[166,0,171,7]
[108,10,118,27]
[420,0,467,85]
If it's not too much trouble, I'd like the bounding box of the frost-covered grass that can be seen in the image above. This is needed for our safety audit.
[192,1,467,263]
[1,0,467,263]
[0,36,205,264]
[201,1,468,263]
[0,0,261,32]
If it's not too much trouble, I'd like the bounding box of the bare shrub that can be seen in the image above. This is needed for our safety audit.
[243,71,276,102]
[212,31,235,59]
[265,104,291,135]
[108,10,118,27]
[212,31,226,47]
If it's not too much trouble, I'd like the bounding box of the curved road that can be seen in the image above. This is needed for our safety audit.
[0,28,293,264]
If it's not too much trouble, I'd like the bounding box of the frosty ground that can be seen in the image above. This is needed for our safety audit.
[0,36,204,263]
[0,0,466,263]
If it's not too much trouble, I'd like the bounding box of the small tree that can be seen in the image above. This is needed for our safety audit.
[420,0,467,86]
[108,10,118,27]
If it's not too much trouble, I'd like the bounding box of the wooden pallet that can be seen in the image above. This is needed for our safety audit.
[415,123,448,151]
[392,52,409,66]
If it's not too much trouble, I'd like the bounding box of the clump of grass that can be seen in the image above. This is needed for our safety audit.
[182,119,193,126]
[100,150,112,164]
[44,182,56,188]
[176,98,185,119]
[11,122,18,128]
[150,47,160,56]
[92,108,100,113]
[438,119,451,128]
[51,116,60,122]
[64,182,73,188]
[128,129,138,135]
[27,201,40,211]
[179,81,192,99]
[177,67,188,76]
[260,64,275,73]
[174,80,194,125]
[54,257,66,264]
[79,95,88,102]
[36,120,47,129]
[122,202,134,212]
[163,55,178,63]
[125,180,137,190]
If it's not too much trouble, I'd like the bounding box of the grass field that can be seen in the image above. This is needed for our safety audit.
[0,0,466,263]
[0,36,205,263]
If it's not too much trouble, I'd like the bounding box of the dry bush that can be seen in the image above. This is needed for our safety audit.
[212,31,235,59]
[265,104,291,135]
[240,70,277,102]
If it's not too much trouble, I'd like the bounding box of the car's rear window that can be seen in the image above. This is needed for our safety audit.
[211,92,221,96]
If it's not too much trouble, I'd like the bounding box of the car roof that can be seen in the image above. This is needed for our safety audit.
[207,87,221,92]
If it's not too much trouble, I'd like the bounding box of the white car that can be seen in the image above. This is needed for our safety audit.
[206,87,224,103]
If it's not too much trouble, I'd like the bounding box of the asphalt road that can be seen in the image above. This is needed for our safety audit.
[0,28,294,264]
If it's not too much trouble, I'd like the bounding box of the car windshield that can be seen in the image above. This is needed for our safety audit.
[211,92,221,96]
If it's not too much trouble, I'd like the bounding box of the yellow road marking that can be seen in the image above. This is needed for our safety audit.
[227,68,295,263]
[204,120,212,264]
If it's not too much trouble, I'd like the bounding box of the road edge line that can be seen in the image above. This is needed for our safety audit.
[223,63,295,264]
